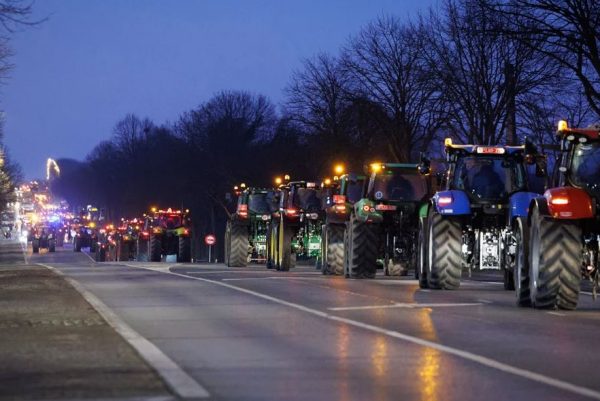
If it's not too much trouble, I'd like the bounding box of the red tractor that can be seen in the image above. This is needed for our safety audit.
[517,121,600,309]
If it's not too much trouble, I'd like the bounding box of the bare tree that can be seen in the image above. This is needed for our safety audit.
[420,0,560,145]
[112,113,153,158]
[342,16,444,162]
[285,53,350,139]
[488,0,600,117]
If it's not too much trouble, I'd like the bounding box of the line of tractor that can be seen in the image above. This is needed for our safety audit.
[224,121,600,310]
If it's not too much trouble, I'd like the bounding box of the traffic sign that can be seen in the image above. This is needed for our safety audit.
[205,234,216,246]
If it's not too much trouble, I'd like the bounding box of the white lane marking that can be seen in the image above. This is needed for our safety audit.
[477,299,494,304]
[581,291,595,297]
[39,263,210,399]
[328,302,483,311]
[463,280,504,286]
[130,264,600,401]
[375,280,419,285]
[547,312,566,317]
[222,277,280,281]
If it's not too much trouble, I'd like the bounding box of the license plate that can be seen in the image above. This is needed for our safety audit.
[375,204,397,211]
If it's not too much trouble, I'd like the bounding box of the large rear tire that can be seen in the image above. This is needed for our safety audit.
[529,208,581,310]
[49,239,56,253]
[278,222,295,271]
[266,221,277,269]
[428,211,462,290]
[117,240,130,261]
[136,238,149,262]
[346,214,378,279]
[150,235,162,262]
[322,223,345,275]
[32,239,40,254]
[73,237,81,252]
[227,223,249,267]
[513,216,531,307]
[177,236,192,263]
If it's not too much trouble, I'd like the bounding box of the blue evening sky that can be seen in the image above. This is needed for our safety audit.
[3,0,435,179]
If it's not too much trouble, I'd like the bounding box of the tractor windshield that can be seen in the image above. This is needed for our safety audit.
[156,215,182,229]
[248,194,271,214]
[453,156,526,201]
[293,188,321,212]
[346,179,365,203]
[372,168,427,202]
[569,142,600,198]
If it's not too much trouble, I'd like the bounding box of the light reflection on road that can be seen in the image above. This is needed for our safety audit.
[417,307,440,401]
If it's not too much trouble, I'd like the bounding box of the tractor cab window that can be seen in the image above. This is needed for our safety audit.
[346,179,365,203]
[569,142,600,198]
[293,187,320,212]
[372,168,427,202]
[156,215,182,229]
[248,194,271,214]
[453,156,526,201]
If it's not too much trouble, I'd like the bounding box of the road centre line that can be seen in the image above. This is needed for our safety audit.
[328,302,483,311]
[128,264,600,401]
[39,263,210,400]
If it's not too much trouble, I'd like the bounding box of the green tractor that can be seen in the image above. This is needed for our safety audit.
[139,208,192,263]
[320,172,367,275]
[266,180,323,271]
[224,185,276,267]
[344,163,432,278]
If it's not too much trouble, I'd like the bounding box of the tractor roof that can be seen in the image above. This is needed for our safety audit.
[556,120,600,142]
[444,138,527,156]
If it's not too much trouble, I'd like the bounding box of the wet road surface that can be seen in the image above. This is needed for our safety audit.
[24,244,600,401]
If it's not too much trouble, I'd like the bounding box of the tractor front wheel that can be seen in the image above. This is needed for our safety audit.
[427,210,462,290]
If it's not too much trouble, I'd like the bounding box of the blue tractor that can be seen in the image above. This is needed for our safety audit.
[418,138,546,290]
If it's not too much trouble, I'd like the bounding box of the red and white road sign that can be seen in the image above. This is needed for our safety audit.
[204,234,216,246]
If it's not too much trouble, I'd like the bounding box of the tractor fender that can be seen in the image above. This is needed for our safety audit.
[353,199,382,223]
[509,192,539,221]
[528,197,550,223]
[432,190,471,215]
[543,187,595,220]
[418,202,429,219]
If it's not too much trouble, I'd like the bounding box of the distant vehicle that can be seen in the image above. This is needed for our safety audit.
[31,225,56,253]
[139,208,192,263]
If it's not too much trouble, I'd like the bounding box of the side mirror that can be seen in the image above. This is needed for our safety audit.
[535,158,547,178]
[418,153,431,175]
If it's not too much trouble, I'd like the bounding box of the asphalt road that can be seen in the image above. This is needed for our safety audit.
[22,243,600,401]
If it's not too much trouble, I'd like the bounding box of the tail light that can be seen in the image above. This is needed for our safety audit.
[286,208,297,215]
[142,231,149,237]
[550,196,569,205]
[183,228,190,235]
[333,194,346,204]
[335,204,346,212]
[362,205,371,212]
[238,204,248,218]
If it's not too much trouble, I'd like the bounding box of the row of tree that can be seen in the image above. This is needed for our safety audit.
[51,0,599,260]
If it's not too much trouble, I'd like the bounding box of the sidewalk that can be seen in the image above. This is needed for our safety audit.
[0,241,173,400]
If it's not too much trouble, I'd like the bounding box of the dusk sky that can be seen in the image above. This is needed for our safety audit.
[3,0,436,179]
